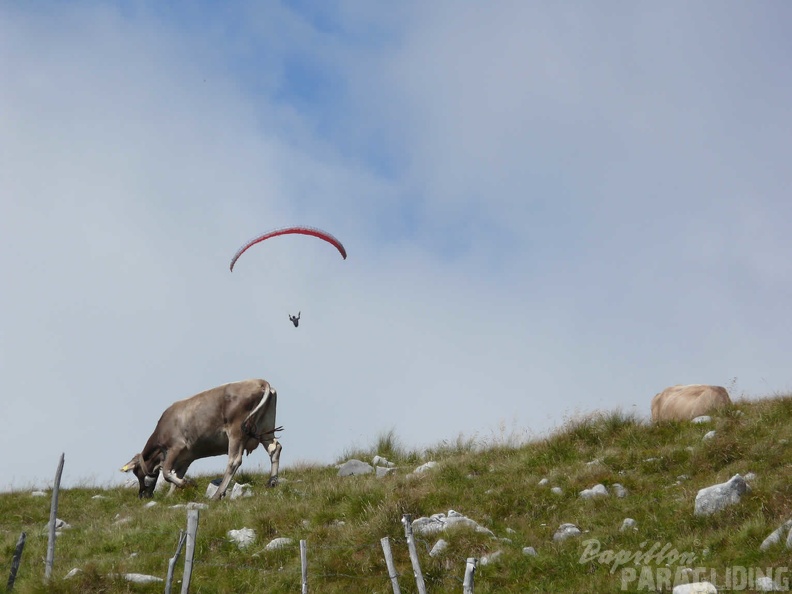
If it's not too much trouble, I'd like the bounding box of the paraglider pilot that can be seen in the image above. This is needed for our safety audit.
[289,312,301,327]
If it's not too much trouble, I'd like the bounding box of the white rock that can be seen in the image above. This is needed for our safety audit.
[412,511,493,536]
[337,459,374,477]
[187,502,208,510]
[702,431,716,440]
[553,523,581,542]
[43,518,71,531]
[756,576,782,591]
[620,518,637,531]
[579,484,609,499]
[372,455,395,468]
[759,520,792,551]
[672,582,717,594]
[538,478,549,486]
[523,546,537,556]
[265,537,293,551]
[413,461,438,474]
[230,482,253,500]
[91,495,106,500]
[205,482,220,499]
[31,490,46,497]
[672,582,718,594]
[551,487,563,496]
[694,474,748,516]
[144,501,157,508]
[744,472,757,481]
[691,416,712,424]
[479,550,501,565]
[612,483,628,498]
[228,527,256,549]
[376,466,396,478]
[65,568,82,579]
[120,573,163,584]
[429,539,448,557]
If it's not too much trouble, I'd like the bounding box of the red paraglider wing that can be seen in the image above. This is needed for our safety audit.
[229,226,347,271]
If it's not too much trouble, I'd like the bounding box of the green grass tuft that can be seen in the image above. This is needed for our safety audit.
[2,395,791,592]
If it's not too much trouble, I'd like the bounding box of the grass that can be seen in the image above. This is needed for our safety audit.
[2,395,792,593]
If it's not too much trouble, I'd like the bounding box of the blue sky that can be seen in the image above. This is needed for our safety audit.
[2,2,791,490]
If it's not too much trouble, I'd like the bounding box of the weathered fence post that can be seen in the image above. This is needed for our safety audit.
[164,530,187,594]
[463,557,477,594]
[44,453,65,581]
[6,531,27,591]
[401,514,426,594]
[380,536,401,594]
[180,509,200,594]
[300,539,308,594]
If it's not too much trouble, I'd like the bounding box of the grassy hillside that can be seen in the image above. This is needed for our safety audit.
[2,395,792,593]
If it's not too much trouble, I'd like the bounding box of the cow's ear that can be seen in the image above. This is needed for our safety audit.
[120,455,139,472]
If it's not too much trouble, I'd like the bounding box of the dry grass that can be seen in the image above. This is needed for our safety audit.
[2,395,792,592]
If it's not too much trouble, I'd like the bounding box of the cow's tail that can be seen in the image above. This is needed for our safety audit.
[241,382,283,441]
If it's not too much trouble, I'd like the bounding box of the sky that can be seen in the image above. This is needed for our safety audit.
[2,1,791,491]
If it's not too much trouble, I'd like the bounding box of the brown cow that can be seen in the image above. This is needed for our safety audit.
[650,384,731,422]
[121,379,282,500]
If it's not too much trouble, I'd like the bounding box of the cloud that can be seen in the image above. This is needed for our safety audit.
[1,3,791,490]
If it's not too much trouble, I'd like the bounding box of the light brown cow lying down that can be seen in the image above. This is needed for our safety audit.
[650,384,731,422]
[121,379,282,500]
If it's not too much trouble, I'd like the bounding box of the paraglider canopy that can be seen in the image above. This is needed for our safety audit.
[229,226,347,272]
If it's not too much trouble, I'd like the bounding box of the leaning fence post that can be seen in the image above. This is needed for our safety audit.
[164,529,187,594]
[180,509,200,594]
[300,539,308,594]
[44,453,65,581]
[380,536,401,594]
[463,557,477,594]
[6,531,27,591]
[401,514,426,594]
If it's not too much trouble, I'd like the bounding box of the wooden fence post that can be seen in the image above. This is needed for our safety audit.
[44,453,65,581]
[462,557,477,594]
[401,514,426,594]
[6,531,27,591]
[300,539,308,594]
[180,509,200,594]
[164,529,187,594]
[380,536,401,594]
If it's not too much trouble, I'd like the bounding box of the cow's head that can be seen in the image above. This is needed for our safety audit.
[120,454,160,498]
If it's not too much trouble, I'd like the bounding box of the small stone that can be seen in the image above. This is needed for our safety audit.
[429,539,448,557]
[553,523,581,542]
[265,537,293,551]
[551,487,563,496]
[337,459,374,477]
[620,518,637,531]
[702,430,716,440]
[691,416,712,424]
[538,478,549,486]
[228,527,256,549]
[523,546,537,556]
[579,484,609,499]
[612,483,628,498]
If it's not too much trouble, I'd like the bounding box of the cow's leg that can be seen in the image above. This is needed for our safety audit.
[212,439,245,500]
[161,449,191,491]
[265,438,282,487]
[165,464,190,496]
